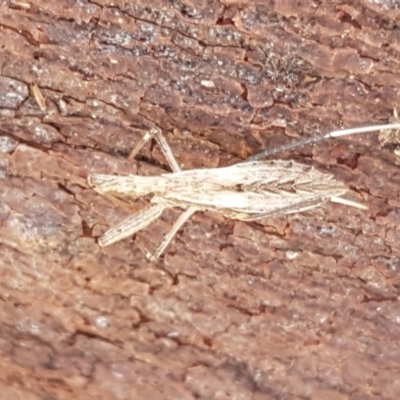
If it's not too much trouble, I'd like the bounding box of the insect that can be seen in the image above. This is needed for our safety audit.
[88,122,400,259]
[30,82,46,112]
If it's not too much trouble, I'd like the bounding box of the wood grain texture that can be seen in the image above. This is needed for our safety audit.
[0,1,400,399]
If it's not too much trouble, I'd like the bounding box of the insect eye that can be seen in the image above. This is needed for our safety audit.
[284,161,294,168]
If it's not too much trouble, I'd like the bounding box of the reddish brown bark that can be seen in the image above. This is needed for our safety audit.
[0,1,400,399]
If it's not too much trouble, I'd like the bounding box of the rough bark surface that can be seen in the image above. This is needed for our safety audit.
[1,1,400,399]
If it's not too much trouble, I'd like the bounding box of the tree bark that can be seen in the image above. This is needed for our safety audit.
[0,1,400,399]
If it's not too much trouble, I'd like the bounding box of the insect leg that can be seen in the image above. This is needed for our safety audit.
[236,196,332,221]
[129,128,181,173]
[148,128,181,172]
[149,206,198,260]
[128,130,154,160]
[246,122,400,162]
[87,174,143,213]
[98,203,166,247]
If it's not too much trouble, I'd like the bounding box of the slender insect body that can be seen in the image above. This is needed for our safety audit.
[88,123,400,259]
[89,160,347,217]
[88,174,172,198]
[156,160,348,216]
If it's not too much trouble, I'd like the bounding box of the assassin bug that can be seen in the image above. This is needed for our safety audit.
[88,122,400,259]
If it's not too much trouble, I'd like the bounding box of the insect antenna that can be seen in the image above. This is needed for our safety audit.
[245,122,400,162]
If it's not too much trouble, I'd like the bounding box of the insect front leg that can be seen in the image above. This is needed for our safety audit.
[97,203,166,247]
